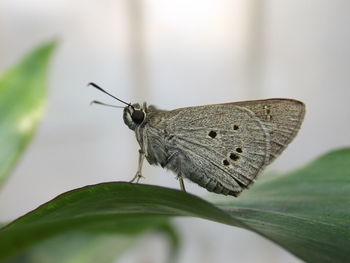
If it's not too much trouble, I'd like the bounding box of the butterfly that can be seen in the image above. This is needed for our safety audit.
[90,83,305,196]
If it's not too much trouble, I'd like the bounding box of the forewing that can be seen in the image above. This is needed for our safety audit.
[166,104,271,194]
[233,99,305,163]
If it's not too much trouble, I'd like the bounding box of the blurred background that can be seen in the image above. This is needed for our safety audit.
[0,0,349,262]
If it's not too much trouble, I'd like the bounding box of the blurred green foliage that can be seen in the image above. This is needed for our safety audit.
[0,42,55,186]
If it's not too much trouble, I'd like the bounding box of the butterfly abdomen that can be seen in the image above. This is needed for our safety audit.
[184,167,242,196]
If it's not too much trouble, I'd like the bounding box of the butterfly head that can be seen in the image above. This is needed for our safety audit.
[123,103,146,130]
[88,82,146,131]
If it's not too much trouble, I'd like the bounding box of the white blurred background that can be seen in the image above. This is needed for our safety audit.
[0,0,349,262]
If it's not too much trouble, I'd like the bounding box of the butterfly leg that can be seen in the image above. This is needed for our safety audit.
[177,175,186,192]
[130,149,145,183]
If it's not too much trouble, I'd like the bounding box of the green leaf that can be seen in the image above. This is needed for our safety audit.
[0,148,349,263]
[217,147,350,263]
[0,42,55,186]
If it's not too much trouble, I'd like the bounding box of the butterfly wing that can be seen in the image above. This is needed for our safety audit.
[232,99,305,164]
[162,99,305,196]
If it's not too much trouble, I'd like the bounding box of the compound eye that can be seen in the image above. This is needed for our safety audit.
[131,110,145,124]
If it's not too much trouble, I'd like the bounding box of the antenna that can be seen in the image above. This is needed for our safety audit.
[90,100,125,108]
[88,82,132,108]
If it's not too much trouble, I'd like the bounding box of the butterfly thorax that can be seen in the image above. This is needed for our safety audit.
[123,103,166,161]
